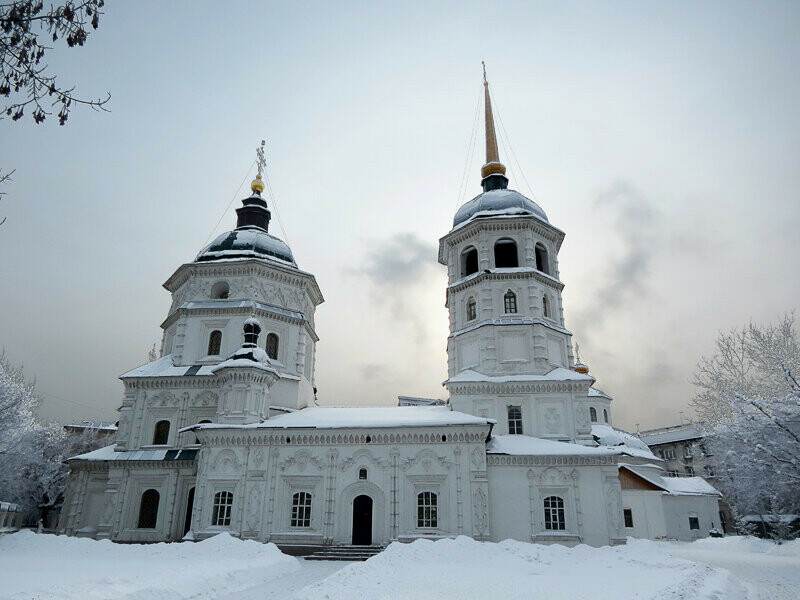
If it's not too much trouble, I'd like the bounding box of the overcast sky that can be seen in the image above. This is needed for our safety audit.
[1,1,798,432]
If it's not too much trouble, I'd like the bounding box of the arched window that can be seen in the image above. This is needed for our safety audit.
[207,330,222,356]
[504,290,517,314]
[494,238,518,268]
[417,491,438,528]
[507,406,523,434]
[466,297,477,321]
[152,420,170,445]
[137,489,160,528]
[603,409,608,423]
[291,492,312,527]
[210,281,230,299]
[589,407,597,423]
[542,296,550,318]
[266,333,279,360]
[543,496,565,531]
[359,468,368,480]
[535,243,550,274]
[461,246,478,277]
[212,491,233,526]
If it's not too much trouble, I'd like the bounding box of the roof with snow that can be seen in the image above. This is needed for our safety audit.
[196,228,296,266]
[186,406,493,431]
[453,189,548,228]
[591,424,656,459]
[588,387,612,400]
[446,367,593,385]
[121,355,217,378]
[638,424,703,446]
[69,444,198,462]
[487,434,618,457]
[620,464,721,496]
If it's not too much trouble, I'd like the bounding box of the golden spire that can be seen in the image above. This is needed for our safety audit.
[481,62,507,180]
[251,139,266,194]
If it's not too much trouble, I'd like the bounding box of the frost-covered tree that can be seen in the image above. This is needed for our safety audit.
[692,314,800,536]
[0,349,37,459]
[0,352,107,524]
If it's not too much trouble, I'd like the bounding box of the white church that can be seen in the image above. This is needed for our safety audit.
[59,75,723,550]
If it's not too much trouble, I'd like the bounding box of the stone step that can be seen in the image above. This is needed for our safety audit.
[305,545,385,562]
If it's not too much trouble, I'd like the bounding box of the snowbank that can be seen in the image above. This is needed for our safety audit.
[0,531,299,600]
[295,536,745,600]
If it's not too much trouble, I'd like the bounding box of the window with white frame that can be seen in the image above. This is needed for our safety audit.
[623,508,634,528]
[211,491,233,526]
[543,496,565,531]
[663,448,676,460]
[417,491,438,528]
[683,445,693,459]
[466,297,477,321]
[152,420,170,445]
[207,330,222,356]
[503,290,517,314]
[507,406,523,434]
[291,492,312,528]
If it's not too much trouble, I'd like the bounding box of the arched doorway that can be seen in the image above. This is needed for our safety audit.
[352,494,373,545]
[183,487,195,536]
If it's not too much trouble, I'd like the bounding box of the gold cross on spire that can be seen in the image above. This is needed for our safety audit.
[251,140,266,194]
[256,140,266,178]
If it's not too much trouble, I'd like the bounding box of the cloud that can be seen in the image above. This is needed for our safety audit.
[355,233,441,343]
[573,182,663,340]
[359,233,438,287]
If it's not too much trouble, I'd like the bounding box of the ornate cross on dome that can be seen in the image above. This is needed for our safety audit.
[256,140,266,179]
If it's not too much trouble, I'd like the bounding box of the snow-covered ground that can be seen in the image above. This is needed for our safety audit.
[1,531,798,600]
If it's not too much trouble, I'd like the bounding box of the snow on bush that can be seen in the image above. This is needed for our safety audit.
[0,531,299,600]
[296,536,745,600]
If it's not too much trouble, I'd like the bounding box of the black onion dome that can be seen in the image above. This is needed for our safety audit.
[453,188,549,228]
[196,229,296,265]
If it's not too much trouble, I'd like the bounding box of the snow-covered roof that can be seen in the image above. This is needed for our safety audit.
[591,424,657,459]
[122,354,282,379]
[187,406,493,431]
[398,396,446,406]
[620,464,720,497]
[64,421,118,431]
[68,444,199,462]
[121,355,217,378]
[452,189,549,228]
[446,367,593,385]
[638,424,703,446]
[196,228,296,266]
[487,434,618,457]
[587,387,612,400]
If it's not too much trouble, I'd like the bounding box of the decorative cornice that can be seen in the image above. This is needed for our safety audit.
[161,304,319,342]
[163,259,324,306]
[487,454,618,467]
[448,268,563,294]
[449,316,572,339]
[196,425,490,448]
[446,379,591,395]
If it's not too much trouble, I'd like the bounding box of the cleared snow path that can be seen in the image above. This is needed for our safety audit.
[214,559,350,600]
[666,538,800,600]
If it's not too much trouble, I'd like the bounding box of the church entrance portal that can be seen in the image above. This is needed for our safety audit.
[352,495,373,545]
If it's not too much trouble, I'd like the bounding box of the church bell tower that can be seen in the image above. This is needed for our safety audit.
[438,67,593,444]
